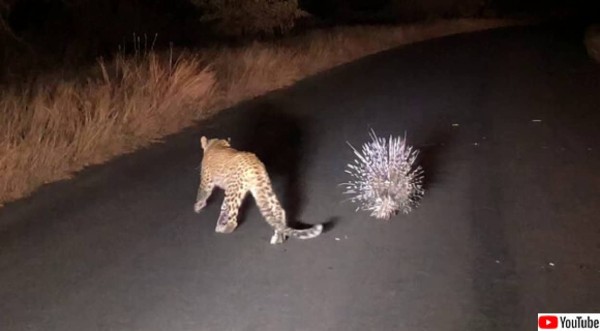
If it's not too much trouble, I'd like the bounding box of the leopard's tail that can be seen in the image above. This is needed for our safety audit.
[251,175,323,241]
[284,224,323,240]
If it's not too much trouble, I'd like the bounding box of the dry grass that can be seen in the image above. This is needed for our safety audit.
[0,54,216,204]
[0,18,519,206]
[211,18,519,105]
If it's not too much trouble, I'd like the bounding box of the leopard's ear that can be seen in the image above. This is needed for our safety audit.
[227,137,231,143]
[200,136,208,149]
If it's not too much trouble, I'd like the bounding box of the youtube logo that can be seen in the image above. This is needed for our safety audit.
[538,313,600,330]
[539,315,559,329]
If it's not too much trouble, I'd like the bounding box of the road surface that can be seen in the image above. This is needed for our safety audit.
[1,23,600,331]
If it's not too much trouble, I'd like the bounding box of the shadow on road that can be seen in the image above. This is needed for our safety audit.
[209,100,321,231]
[416,129,455,193]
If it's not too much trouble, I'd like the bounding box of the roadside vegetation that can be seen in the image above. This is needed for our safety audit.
[0,0,527,206]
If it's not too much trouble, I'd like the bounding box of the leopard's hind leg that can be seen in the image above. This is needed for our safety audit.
[215,187,246,234]
[270,230,287,245]
[249,180,289,244]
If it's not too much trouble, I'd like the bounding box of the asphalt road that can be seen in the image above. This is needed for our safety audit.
[1,23,600,331]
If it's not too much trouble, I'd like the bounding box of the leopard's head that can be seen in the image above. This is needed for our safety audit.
[200,136,231,151]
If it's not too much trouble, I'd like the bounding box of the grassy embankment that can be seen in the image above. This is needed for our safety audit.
[0,18,518,206]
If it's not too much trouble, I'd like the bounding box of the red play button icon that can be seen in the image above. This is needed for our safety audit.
[539,315,559,329]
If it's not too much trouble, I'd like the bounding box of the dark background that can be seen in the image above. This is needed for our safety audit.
[2,0,600,69]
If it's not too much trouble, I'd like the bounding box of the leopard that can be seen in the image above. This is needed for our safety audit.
[193,136,323,244]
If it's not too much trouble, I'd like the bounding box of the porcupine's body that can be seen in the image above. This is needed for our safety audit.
[194,136,323,244]
[343,130,424,220]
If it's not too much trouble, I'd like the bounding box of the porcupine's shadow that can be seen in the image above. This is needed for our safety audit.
[231,101,316,230]
[415,128,455,192]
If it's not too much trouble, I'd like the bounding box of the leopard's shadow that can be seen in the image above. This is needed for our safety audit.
[225,101,312,230]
